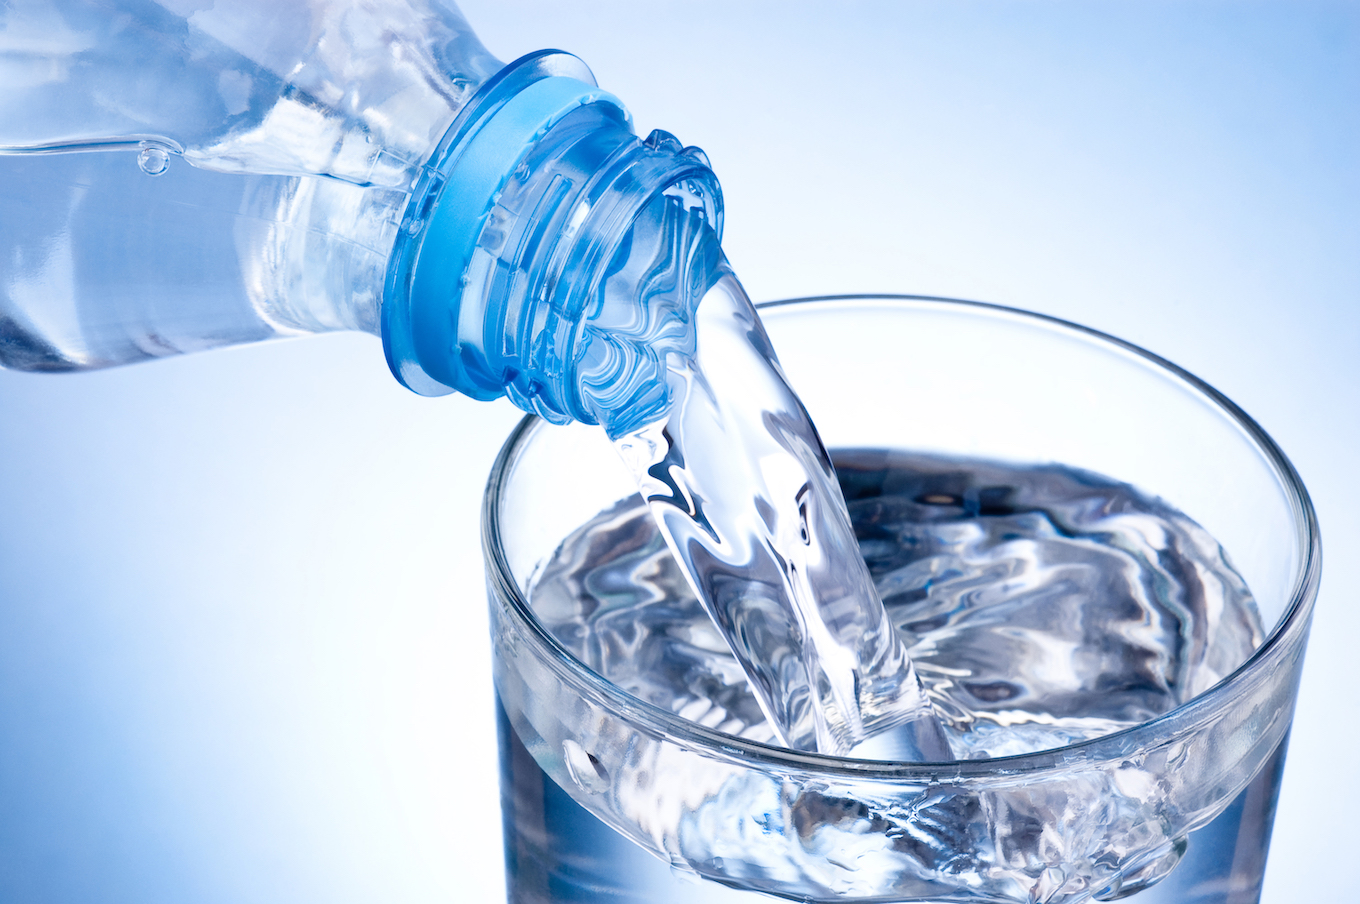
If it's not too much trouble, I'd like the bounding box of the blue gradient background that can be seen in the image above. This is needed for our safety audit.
[0,2,1355,901]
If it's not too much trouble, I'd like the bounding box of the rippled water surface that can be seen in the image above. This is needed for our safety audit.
[530,449,1264,758]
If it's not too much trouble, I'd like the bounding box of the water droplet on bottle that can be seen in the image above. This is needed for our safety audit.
[137,146,169,176]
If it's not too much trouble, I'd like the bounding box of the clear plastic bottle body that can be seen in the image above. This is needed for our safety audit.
[0,0,500,182]
[0,0,501,371]
[0,148,406,369]
[0,1,723,430]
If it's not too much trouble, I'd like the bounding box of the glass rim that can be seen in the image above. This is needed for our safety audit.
[482,293,1321,779]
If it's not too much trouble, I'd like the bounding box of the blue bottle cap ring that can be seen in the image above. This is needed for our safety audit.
[384,75,628,398]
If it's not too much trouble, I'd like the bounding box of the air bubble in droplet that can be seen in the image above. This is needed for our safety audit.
[137,146,169,176]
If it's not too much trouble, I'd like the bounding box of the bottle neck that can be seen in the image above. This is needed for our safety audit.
[381,53,722,427]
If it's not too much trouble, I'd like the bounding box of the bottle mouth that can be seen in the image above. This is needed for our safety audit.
[381,49,723,427]
[380,51,630,399]
[509,129,723,429]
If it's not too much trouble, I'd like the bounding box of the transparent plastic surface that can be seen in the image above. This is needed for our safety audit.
[0,0,501,370]
[0,0,500,183]
[0,0,726,431]
[485,297,1319,903]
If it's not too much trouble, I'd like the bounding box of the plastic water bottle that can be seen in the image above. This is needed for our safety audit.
[0,1,952,761]
[0,0,721,427]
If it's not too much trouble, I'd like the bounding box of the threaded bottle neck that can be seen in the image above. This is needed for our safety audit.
[382,53,722,429]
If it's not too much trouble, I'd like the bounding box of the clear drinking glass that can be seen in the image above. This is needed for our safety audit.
[483,296,1320,903]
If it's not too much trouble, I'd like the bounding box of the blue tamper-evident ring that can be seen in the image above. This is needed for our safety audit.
[393,76,628,398]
